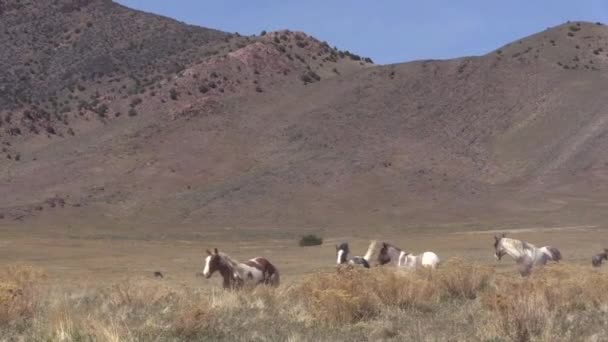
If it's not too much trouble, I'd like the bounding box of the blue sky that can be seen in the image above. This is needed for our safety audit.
[116,1,608,64]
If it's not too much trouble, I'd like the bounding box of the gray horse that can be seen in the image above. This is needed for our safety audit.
[494,234,562,276]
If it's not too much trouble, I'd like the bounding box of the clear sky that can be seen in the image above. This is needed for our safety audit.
[115,0,608,64]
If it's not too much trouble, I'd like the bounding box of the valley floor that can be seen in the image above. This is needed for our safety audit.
[0,220,607,341]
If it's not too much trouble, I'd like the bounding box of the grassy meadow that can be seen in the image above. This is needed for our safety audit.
[1,260,607,342]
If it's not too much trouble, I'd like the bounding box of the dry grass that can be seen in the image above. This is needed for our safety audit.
[0,265,45,327]
[0,261,607,341]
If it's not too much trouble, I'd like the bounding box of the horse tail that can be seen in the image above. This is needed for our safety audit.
[592,254,602,267]
[269,269,280,287]
[363,240,377,263]
[265,261,280,287]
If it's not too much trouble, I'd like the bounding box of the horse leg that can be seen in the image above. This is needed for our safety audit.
[518,256,534,277]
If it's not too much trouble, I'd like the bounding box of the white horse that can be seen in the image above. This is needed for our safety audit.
[493,234,562,276]
[377,242,440,269]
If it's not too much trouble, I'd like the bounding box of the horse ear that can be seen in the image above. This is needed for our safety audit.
[335,244,339,251]
[382,242,387,248]
[213,248,219,255]
[502,233,507,238]
[206,249,212,255]
[494,234,500,241]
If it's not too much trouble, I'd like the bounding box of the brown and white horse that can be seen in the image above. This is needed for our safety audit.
[377,242,440,269]
[493,234,562,276]
[202,248,280,289]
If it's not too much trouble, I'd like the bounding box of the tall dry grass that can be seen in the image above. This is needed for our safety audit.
[0,261,607,341]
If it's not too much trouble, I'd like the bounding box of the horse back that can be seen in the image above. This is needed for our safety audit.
[246,257,279,286]
[349,256,370,268]
[420,252,440,268]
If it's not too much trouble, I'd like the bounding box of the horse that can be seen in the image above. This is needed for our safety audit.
[377,242,440,269]
[493,233,561,276]
[202,248,280,289]
[336,241,376,268]
[592,249,608,267]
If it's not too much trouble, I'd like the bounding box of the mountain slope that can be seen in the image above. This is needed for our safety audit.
[2,9,608,229]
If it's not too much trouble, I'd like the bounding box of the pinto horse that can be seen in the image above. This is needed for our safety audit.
[493,233,562,276]
[202,248,280,289]
[336,241,376,268]
[377,242,440,269]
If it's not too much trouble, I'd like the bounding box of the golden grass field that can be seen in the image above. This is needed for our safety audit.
[0,222,607,341]
[0,259,607,341]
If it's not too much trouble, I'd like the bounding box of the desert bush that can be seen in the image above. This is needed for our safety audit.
[436,258,493,300]
[94,103,108,117]
[478,264,608,341]
[169,88,179,100]
[298,234,323,246]
[0,265,45,326]
[130,97,142,107]
[300,71,321,84]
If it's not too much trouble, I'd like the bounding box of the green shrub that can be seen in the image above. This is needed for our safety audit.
[299,234,323,247]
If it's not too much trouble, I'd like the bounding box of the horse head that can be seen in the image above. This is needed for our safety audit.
[377,242,392,265]
[203,248,221,279]
[494,233,507,260]
[336,243,349,264]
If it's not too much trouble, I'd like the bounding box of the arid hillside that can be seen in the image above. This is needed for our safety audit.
[1,1,608,230]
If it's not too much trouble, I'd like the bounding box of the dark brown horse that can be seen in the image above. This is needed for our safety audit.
[202,248,280,289]
[592,249,608,267]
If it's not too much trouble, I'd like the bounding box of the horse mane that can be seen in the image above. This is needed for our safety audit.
[503,237,536,253]
[337,242,350,253]
[218,253,241,271]
[382,242,401,252]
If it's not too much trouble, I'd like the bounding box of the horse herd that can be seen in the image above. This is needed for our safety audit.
[201,234,608,289]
